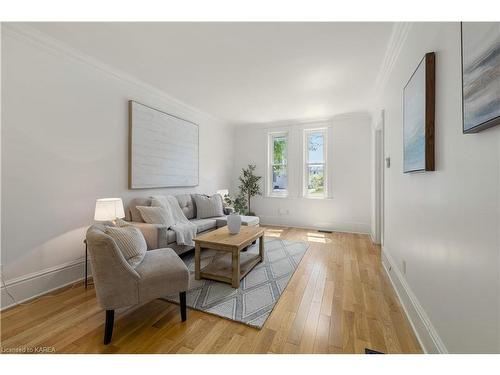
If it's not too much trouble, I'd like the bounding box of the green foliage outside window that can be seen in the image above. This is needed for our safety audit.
[310,173,324,194]
[273,137,286,163]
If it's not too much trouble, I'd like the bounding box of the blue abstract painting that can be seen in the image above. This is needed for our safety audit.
[403,57,426,173]
[462,22,500,133]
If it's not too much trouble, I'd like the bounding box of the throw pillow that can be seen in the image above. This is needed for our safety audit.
[105,226,147,268]
[114,218,131,227]
[136,205,174,227]
[193,194,224,219]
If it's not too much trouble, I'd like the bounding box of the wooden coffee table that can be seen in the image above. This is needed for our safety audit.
[193,226,265,288]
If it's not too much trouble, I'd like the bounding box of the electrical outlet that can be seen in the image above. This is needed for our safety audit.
[402,260,407,275]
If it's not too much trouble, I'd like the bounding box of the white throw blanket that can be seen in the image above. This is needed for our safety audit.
[151,195,197,246]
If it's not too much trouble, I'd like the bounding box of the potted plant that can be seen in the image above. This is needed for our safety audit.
[237,164,262,216]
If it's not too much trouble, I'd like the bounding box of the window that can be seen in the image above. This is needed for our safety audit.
[304,129,327,198]
[268,132,288,196]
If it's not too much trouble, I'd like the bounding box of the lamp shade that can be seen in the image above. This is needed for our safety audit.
[94,198,125,221]
[216,189,229,197]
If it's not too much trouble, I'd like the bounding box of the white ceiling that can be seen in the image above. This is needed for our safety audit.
[25,22,394,125]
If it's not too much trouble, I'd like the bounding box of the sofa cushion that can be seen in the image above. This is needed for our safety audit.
[216,215,259,228]
[176,194,196,219]
[193,194,224,219]
[114,218,131,227]
[190,218,218,233]
[166,229,176,244]
[105,226,147,268]
[128,198,151,223]
[136,205,174,227]
[157,229,179,249]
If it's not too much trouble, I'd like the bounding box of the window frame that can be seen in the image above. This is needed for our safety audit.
[303,128,328,199]
[267,131,289,197]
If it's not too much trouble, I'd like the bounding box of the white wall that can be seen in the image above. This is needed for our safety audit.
[232,114,372,233]
[375,22,500,353]
[0,24,234,309]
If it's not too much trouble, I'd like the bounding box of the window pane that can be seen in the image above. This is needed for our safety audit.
[273,136,287,165]
[307,165,325,196]
[272,165,288,191]
[307,132,324,163]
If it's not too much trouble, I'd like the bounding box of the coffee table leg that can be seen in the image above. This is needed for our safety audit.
[195,243,201,280]
[259,234,264,262]
[232,248,240,288]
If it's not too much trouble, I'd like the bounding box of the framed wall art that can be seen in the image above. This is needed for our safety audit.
[403,52,435,173]
[461,22,500,133]
[129,101,199,189]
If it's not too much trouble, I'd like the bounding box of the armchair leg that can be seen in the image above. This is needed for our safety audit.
[104,310,114,345]
[179,291,187,322]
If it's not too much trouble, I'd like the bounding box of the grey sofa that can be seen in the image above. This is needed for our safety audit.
[86,223,190,344]
[126,194,258,255]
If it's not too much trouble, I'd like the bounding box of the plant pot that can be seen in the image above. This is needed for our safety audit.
[227,213,242,234]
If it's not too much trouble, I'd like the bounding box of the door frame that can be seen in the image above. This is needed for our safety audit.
[373,110,385,245]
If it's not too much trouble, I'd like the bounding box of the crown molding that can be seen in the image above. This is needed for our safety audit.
[1,23,226,125]
[235,111,372,130]
[372,22,413,101]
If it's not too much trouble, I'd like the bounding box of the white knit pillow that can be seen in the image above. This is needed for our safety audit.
[136,206,174,227]
[105,226,147,268]
[193,194,224,219]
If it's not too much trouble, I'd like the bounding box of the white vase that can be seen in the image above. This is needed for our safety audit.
[227,213,242,234]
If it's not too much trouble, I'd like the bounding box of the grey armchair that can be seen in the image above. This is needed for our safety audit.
[86,224,190,344]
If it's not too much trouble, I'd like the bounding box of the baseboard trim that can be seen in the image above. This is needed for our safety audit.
[1,259,90,310]
[259,216,370,235]
[381,248,448,353]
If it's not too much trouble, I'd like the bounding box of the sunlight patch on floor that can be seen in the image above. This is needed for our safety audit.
[306,231,331,243]
[265,228,284,238]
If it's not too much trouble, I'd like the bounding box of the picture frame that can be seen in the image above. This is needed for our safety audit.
[403,52,435,173]
[461,22,500,133]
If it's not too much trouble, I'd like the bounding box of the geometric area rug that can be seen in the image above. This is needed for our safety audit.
[164,237,309,329]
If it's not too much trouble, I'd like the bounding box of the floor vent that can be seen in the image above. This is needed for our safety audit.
[365,348,384,354]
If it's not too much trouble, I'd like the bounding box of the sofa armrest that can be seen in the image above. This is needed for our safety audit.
[129,222,168,250]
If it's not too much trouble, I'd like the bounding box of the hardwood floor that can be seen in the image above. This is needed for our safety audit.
[0,227,422,354]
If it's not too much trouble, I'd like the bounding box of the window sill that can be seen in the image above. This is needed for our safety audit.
[266,194,289,199]
[264,194,333,201]
[303,195,330,200]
